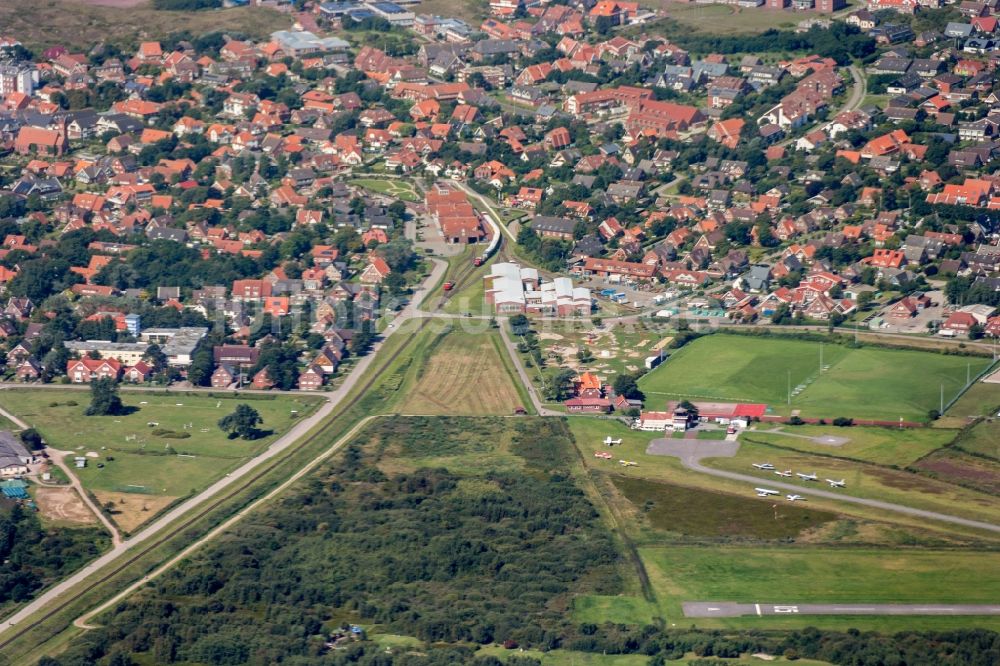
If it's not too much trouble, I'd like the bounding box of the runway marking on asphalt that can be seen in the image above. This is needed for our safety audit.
[755,603,761,616]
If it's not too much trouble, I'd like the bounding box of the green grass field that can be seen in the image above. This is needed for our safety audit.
[740,425,958,466]
[0,391,320,499]
[350,178,420,202]
[706,438,1000,527]
[946,381,1000,418]
[954,419,1000,460]
[639,335,992,421]
[639,546,1000,631]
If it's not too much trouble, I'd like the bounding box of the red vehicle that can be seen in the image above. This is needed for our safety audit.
[443,281,454,291]
[473,257,483,267]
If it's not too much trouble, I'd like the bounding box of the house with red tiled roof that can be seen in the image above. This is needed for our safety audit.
[864,248,906,269]
[67,358,122,383]
[861,129,911,159]
[707,118,745,149]
[360,256,392,285]
[123,361,153,383]
[943,311,978,334]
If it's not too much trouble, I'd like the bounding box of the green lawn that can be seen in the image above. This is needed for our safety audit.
[953,419,1000,460]
[349,178,420,202]
[639,335,849,406]
[0,391,321,497]
[946,381,1000,418]
[792,347,992,422]
[639,546,1000,631]
[638,335,992,422]
[69,450,226,498]
[740,424,958,466]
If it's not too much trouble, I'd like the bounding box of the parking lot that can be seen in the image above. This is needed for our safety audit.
[872,290,946,334]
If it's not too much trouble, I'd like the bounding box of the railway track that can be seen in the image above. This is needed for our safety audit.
[0,317,433,654]
[438,234,505,308]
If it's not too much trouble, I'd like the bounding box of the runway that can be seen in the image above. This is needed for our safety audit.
[683,602,1000,617]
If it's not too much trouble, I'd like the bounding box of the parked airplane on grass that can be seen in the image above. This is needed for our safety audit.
[752,463,775,470]
[796,472,818,481]
[619,460,638,467]
[775,470,792,477]
[755,488,780,497]
[827,478,846,488]
[786,494,805,501]
[603,436,623,446]
[594,451,613,459]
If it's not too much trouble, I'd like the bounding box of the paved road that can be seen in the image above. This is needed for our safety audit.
[0,258,448,637]
[779,65,864,148]
[497,322,559,416]
[673,452,1000,535]
[683,601,1000,618]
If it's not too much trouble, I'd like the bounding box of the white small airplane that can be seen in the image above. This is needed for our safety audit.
[619,460,638,467]
[603,436,623,446]
[796,472,818,481]
[752,463,775,470]
[755,488,780,497]
[826,478,846,488]
[786,494,805,502]
[775,470,792,477]
[594,451,612,459]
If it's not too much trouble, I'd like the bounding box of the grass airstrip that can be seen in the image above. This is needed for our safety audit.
[563,414,1000,632]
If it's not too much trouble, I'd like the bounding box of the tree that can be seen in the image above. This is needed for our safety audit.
[218,404,263,440]
[85,378,125,416]
[383,271,407,297]
[544,368,576,402]
[350,320,375,356]
[612,373,645,401]
[187,347,214,386]
[771,303,792,325]
[19,428,43,451]
[678,400,699,420]
[144,343,169,373]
